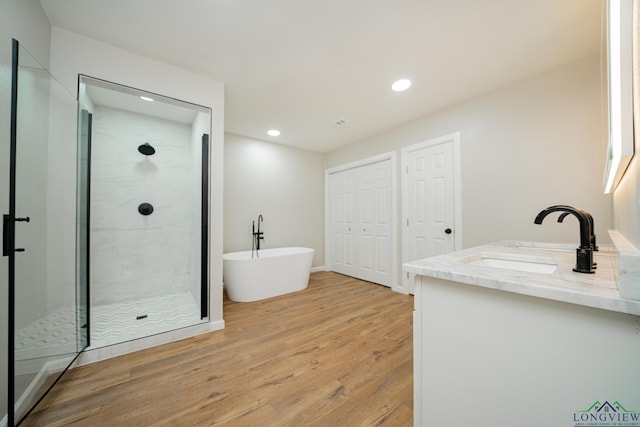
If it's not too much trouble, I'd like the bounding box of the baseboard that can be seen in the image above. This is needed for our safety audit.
[208,319,225,332]
[76,320,221,366]
[310,266,327,273]
[393,285,410,295]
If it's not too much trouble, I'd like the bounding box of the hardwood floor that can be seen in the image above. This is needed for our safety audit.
[23,272,414,426]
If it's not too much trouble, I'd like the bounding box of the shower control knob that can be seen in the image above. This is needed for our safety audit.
[138,203,154,216]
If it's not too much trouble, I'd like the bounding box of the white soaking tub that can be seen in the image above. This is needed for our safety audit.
[222,247,314,302]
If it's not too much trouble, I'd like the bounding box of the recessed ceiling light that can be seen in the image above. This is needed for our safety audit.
[392,79,412,92]
[140,96,154,102]
[267,129,280,137]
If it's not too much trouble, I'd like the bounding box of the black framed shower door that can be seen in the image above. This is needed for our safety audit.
[3,39,89,426]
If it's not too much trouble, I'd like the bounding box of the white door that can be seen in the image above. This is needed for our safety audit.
[357,160,392,285]
[328,159,393,287]
[329,168,356,278]
[403,134,459,293]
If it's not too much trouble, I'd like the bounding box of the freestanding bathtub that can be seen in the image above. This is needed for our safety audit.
[223,247,314,302]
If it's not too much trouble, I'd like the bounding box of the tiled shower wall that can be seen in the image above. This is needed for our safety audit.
[90,106,201,306]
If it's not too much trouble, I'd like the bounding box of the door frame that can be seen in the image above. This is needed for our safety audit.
[401,132,463,294]
[324,151,398,290]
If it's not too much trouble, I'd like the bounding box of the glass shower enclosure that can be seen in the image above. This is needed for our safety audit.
[78,75,211,349]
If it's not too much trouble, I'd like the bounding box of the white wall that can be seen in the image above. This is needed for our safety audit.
[326,55,612,253]
[49,27,226,326]
[90,106,199,305]
[0,0,52,418]
[12,64,50,330]
[615,148,640,248]
[44,65,78,319]
[10,56,77,339]
[224,134,324,267]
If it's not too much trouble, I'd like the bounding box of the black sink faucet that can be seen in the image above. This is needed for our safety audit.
[534,205,595,274]
[557,210,598,251]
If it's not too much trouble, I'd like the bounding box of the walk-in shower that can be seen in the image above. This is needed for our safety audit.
[4,42,213,425]
[78,75,211,349]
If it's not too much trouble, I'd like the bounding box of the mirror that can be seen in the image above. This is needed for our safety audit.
[604,0,635,193]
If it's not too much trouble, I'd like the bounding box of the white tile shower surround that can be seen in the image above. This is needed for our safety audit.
[14,292,202,357]
[90,105,201,306]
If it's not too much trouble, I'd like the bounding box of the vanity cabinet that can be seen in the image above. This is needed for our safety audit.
[413,275,640,427]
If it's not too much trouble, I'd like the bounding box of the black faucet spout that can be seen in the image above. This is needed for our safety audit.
[557,210,598,251]
[534,205,591,249]
[534,205,595,274]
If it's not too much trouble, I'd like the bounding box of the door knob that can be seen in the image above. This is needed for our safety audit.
[444,228,452,234]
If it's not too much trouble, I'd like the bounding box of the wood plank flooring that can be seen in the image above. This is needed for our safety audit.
[22,272,414,426]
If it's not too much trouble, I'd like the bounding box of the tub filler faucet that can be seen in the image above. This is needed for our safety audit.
[252,215,264,258]
[534,205,595,274]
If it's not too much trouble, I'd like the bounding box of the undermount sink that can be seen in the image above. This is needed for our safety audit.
[461,252,561,274]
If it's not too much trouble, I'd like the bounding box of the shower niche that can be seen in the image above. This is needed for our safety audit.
[78,75,211,349]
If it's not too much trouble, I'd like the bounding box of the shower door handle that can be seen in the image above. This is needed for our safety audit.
[3,214,30,255]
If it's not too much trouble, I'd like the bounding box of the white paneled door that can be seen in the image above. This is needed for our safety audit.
[403,134,459,293]
[329,159,392,287]
[329,168,356,278]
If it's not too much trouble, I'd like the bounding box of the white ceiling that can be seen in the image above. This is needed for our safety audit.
[39,0,603,153]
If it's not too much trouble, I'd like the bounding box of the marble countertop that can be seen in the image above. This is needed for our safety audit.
[403,240,640,316]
